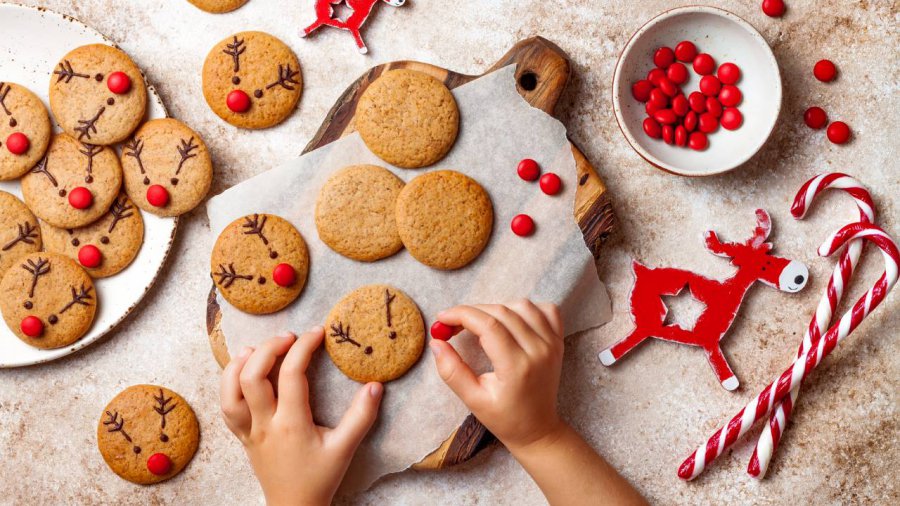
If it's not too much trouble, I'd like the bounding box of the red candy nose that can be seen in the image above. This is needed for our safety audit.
[78,244,102,268]
[68,187,93,209]
[146,453,172,476]
[146,185,169,207]
[20,316,43,338]
[226,90,251,113]
[107,71,132,94]
[5,132,30,155]
[430,321,459,341]
[272,263,296,287]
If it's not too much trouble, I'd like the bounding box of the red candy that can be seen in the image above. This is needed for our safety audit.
[699,113,719,133]
[147,453,172,476]
[653,47,675,69]
[666,62,688,85]
[706,97,723,117]
[430,321,457,341]
[5,132,30,155]
[226,89,251,113]
[643,117,662,139]
[688,131,708,151]
[721,107,743,130]
[517,158,540,181]
[684,111,698,132]
[675,125,688,147]
[653,109,677,125]
[804,106,828,129]
[693,53,716,75]
[645,101,662,116]
[662,125,675,145]
[717,63,741,85]
[813,59,837,82]
[68,187,93,209]
[826,121,851,144]
[671,94,689,116]
[272,263,297,287]
[761,0,786,17]
[539,173,562,195]
[106,71,132,94]
[511,214,535,237]
[631,80,654,102]
[649,88,668,108]
[688,92,707,113]
[699,75,721,96]
[146,185,169,208]
[674,41,697,62]
[78,245,102,268]
[647,68,666,85]
[658,77,679,97]
[20,316,43,338]
[718,85,742,107]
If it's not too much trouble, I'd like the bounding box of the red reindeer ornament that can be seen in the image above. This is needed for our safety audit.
[599,210,809,390]
[301,0,406,54]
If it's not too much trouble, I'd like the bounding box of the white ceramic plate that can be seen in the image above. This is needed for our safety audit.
[0,4,177,367]
[612,6,782,176]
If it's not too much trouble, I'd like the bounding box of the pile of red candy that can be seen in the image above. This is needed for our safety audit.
[631,41,744,151]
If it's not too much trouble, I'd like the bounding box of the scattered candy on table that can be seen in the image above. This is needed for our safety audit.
[761,0,786,18]
[813,59,837,82]
[511,214,535,237]
[539,173,561,195]
[804,106,827,129]
[517,158,540,181]
[827,121,851,144]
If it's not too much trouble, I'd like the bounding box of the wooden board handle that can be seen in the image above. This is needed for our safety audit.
[485,37,571,115]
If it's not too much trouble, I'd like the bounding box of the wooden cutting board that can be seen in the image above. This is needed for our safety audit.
[206,36,615,469]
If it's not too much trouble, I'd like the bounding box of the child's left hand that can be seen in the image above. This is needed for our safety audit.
[220,328,384,506]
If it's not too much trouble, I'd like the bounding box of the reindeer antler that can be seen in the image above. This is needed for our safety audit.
[60,284,94,313]
[53,60,90,83]
[384,289,396,327]
[103,411,133,441]
[2,222,38,251]
[215,263,254,288]
[330,322,361,347]
[0,83,11,115]
[266,64,301,91]
[75,107,105,141]
[108,197,135,233]
[123,138,146,174]
[223,36,246,73]
[175,137,199,175]
[79,143,103,180]
[30,157,57,187]
[153,388,177,429]
[22,257,50,298]
[242,214,269,245]
[749,209,772,249]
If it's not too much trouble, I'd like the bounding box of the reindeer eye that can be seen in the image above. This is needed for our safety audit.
[364,346,373,355]
[388,331,397,340]
[133,446,141,454]
[160,434,169,443]
[23,301,32,309]
[100,236,109,244]
[71,237,80,247]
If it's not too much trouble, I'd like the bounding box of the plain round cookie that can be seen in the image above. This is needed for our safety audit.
[41,194,144,278]
[97,385,200,485]
[120,118,213,217]
[396,170,493,270]
[21,134,123,229]
[356,69,459,168]
[0,191,42,275]
[0,252,96,349]
[316,165,404,261]
[211,214,309,314]
[0,82,52,180]
[325,284,425,383]
[187,0,248,13]
[202,31,303,129]
[49,44,147,146]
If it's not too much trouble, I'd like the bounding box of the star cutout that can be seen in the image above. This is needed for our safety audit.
[662,286,707,331]
[330,0,355,22]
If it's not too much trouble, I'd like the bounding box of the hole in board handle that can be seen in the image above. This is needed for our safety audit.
[518,71,538,91]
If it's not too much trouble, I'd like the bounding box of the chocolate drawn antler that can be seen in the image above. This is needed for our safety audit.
[153,388,177,429]
[30,157,57,187]
[242,214,269,245]
[122,138,147,177]
[60,284,94,313]
[175,137,198,175]
[215,263,254,288]
[103,411,133,441]
[330,322,361,347]
[53,60,90,83]
[2,222,38,251]
[108,197,135,233]
[22,257,50,298]
[266,64,301,91]
[223,36,246,73]
[75,107,105,141]
[0,83,11,116]
[79,143,103,180]
[384,289,396,327]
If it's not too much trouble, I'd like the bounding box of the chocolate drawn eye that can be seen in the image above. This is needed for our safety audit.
[388,331,397,340]
[100,236,109,244]
[364,346,373,355]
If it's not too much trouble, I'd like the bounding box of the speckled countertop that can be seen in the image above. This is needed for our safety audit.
[1,0,897,504]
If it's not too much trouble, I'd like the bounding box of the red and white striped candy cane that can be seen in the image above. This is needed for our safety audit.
[678,222,899,480]
[747,173,875,478]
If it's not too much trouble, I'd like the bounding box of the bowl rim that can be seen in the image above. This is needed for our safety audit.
[612,5,782,177]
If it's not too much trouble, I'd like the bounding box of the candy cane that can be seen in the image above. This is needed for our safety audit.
[747,173,875,478]
[678,222,899,480]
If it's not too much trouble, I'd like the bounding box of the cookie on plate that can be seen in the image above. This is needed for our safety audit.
[97,385,200,485]
[356,69,459,169]
[49,44,147,146]
[41,194,144,278]
[211,213,309,314]
[21,134,123,229]
[202,31,302,129]
[315,164,404,261]
[0,190,42,275]
[0,82,52,180]
[325,284,425,383]
[395,170,493,270]
[187,0,248,13]
[0,252,96,349]
[120,118,213,217]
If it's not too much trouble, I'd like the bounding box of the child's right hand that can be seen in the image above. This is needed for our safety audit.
[429,300,565,451]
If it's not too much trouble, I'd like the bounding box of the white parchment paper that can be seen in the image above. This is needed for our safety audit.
[206,65,611,492]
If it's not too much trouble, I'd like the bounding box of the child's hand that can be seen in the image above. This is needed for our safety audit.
[429,300,565,451]
[220,329,383,506]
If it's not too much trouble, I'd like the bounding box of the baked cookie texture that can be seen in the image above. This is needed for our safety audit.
[120,118,213,217]
[49,44,147,146]
[211,213,309,314]
[0,82,52,180]
[97,385,200,485]
[0,252,96,349]
[41,194,144,278]
[21,134,123,229]
[187,0,248,13]
[325,284,425,383]
[356,69,459,169]
[395,170,493,270]
[315,164,404,261]
[0,191,42,276]
[202,31,302,129]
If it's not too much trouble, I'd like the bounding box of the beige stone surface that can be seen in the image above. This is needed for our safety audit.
[1,0,897,503]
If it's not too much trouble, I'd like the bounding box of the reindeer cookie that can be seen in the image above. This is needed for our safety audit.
[0,191,42,276]
[97,385,200,485]
[211,213,309,314]
[21,134,123,229]
[202,31,303,129]
[49,44,147,146]
[0,82,52,180]
[120,118,213,217]
[325,284,424,383]
[187,0,248,13]
[0,252,96,349]
[41,194,144,278]
[357,69,459,168]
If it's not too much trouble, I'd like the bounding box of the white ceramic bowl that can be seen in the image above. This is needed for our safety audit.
[612,6,781,176]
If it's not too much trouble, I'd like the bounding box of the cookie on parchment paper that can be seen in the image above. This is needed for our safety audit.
[0,82,52,180]
[187,0,248,13]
